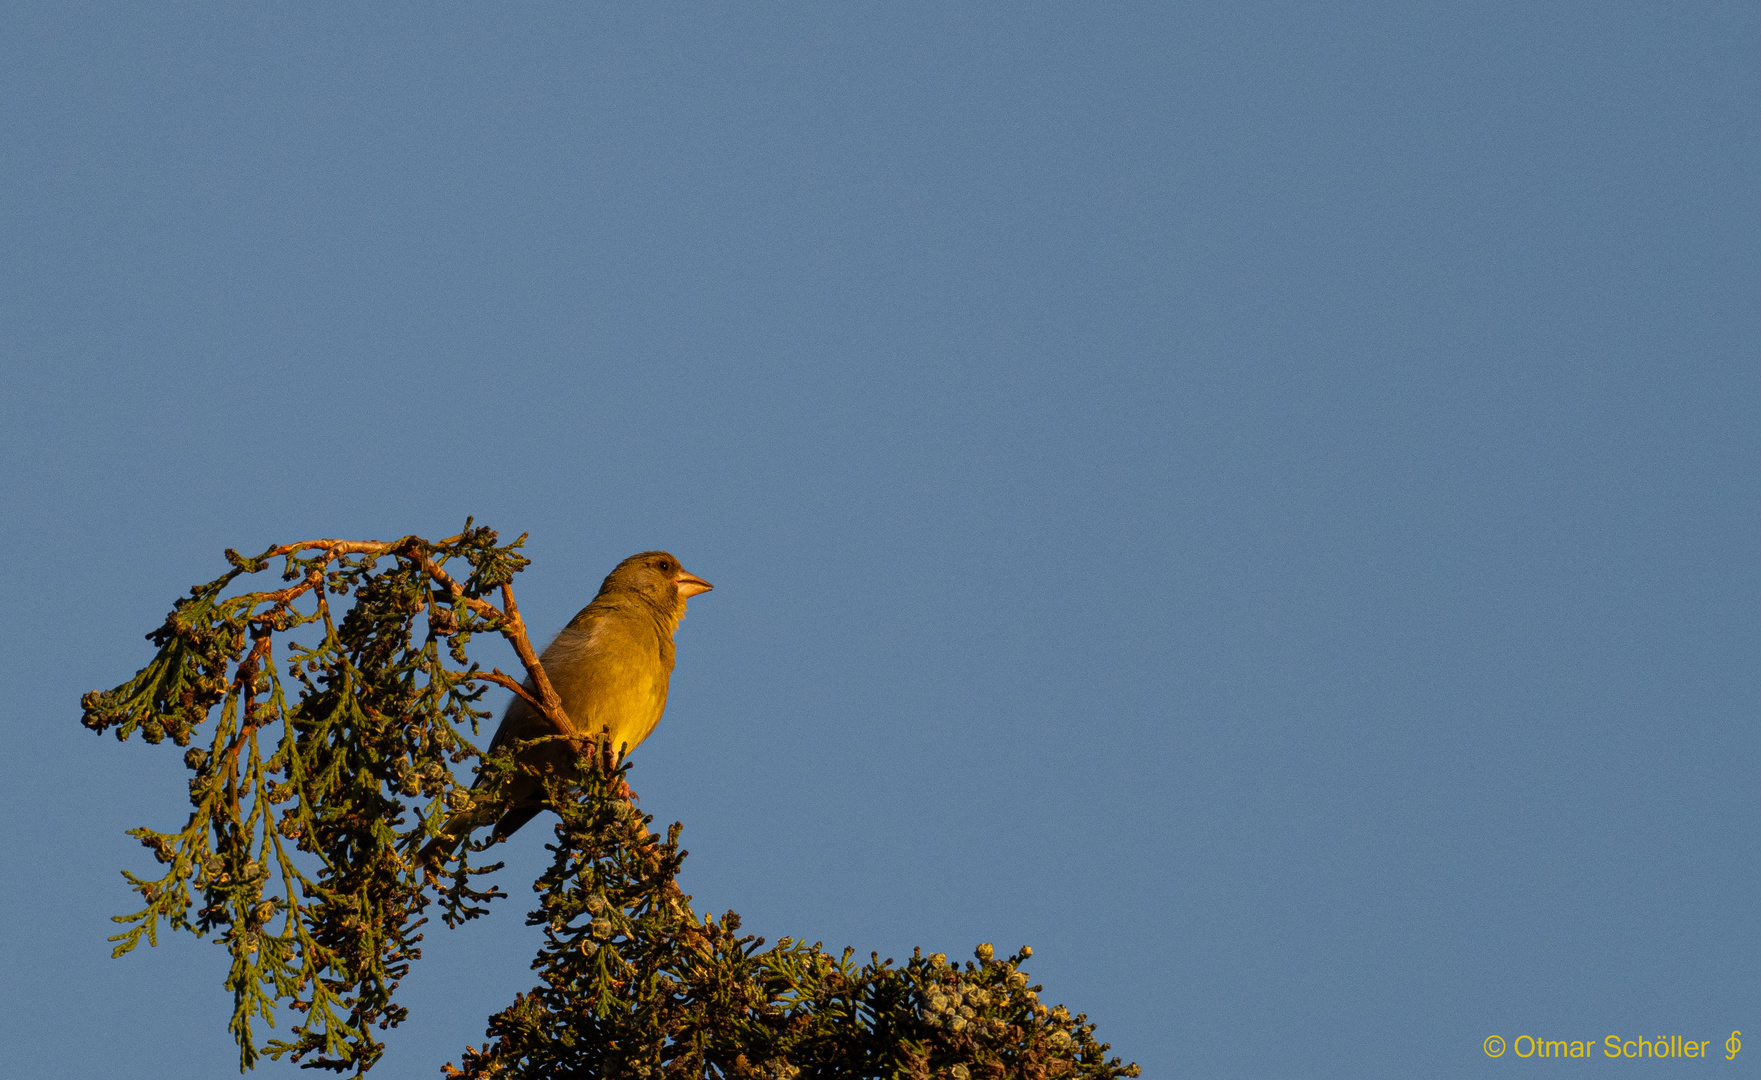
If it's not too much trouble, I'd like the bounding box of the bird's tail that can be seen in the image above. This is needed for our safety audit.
[417,788,547,872]
[417,807,481,872]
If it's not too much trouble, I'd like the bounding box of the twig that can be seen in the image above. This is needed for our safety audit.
[497,582,570,733]
[467,669,545,713]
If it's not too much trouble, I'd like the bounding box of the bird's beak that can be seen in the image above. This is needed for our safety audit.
[674,570,714,598]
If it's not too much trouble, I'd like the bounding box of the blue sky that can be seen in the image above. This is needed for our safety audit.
[3,4,1758,1077]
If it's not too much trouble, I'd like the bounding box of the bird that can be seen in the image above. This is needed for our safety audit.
[419,550,712,869]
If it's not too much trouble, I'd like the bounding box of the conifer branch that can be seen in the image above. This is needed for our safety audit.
[84,521,1139,1079]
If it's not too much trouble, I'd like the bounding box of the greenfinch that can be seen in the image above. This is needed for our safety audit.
[421,551,712,867]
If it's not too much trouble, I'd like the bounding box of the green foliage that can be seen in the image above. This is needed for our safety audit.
[84,525,1139,1079]
[448,758,1139,1080]
[82,523,527,1073]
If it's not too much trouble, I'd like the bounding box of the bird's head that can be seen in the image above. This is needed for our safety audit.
[603,551,714,616]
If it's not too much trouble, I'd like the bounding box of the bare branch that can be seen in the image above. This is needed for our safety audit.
[496,581,570,736]
[465,669,545,713]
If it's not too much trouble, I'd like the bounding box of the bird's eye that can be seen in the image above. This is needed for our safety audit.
[657,559,673,573]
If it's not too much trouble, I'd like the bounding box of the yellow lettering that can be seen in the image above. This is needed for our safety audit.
[1606,1036,1622,1057]
[1543,1041,1567,1057]
[1515,1035,1535,1058]
[1571,1041,1588,1057]
[1700,1041,1711,1056]
[1624,1040,1638,1057]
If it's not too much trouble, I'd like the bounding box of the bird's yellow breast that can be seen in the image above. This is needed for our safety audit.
[541,610,673,757]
